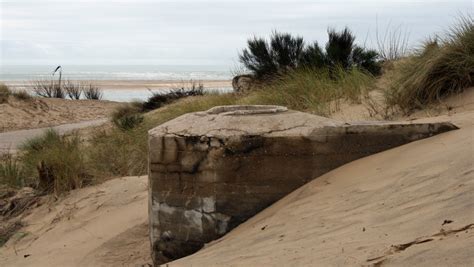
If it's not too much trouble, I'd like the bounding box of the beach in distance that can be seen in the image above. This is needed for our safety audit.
[0,65,234,101]
[3,80,233,102]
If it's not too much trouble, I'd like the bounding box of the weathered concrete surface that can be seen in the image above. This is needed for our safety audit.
[148,105,457,264]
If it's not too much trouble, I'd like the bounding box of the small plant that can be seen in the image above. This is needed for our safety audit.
[0,152,26,188]
[112,103,144,130]
[31,79,64,98]
[12,90,32,100]
[0,83,11,104]
[20,130,90,194]
[83,84,102,100]
[63,80,83,100]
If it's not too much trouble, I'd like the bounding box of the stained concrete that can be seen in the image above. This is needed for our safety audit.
[148,105,457,264]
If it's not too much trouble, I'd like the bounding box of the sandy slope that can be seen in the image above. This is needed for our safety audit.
[0,176,152,266]
[0,97,121,132]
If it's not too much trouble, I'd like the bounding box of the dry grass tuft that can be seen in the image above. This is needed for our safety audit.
[386,15,474,111]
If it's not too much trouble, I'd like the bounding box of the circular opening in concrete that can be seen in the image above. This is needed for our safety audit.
[205,105,288,116]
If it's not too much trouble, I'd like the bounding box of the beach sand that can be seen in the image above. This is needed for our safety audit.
[4,79,232,91]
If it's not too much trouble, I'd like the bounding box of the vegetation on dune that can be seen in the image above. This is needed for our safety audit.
[32,79,103,100]
[0,153,26,188]
[32,79,65,99]
[20,130,90,194]
[386,15,474,111]
[111,81,206,131]
[240,28,381,80]
[142,81,204,111]
[375,22,410,61]
[83,84,103,100]
[11,90,32,100]
[63,80,83,100]
[0,84,11,103]
[244,68,375,115]
[112,102,145,130]
[0,83,32,103]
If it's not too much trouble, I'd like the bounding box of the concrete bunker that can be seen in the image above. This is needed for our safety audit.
[148,105,457,264]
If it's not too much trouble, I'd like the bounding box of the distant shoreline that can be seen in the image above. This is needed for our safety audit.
[3,79,233,91]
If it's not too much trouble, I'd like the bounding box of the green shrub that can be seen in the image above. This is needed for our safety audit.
[240,32,305,79]
[112,103,144,130]
[0,84,11,103]
[239,28,381,80]
[20,130,90,194]
[0,153,26,188]
[387,15,474,110]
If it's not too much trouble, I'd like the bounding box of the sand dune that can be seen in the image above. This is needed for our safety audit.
[0,97,120,132]
[0,176,151,266]
[0,90,472,266]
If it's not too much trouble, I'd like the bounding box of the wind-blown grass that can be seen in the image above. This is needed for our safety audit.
[386,15,474,111]
[20,130,90,194]
[0,153,26,188]
[244,68,375,116]
[0,84,11,103]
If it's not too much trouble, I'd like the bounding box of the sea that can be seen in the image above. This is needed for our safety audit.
[0,65,234,102]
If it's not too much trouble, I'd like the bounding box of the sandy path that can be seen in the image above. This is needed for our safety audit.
[0,119,108,154]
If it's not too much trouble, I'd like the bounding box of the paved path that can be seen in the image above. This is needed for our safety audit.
[0,119,108,154]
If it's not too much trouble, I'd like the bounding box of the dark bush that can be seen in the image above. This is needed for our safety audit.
[83,84,102,100]
[325,28,356,69]
[239,27,382,79]
[63,80,83,100]
[31,80,64,98]
[240,32,304,79]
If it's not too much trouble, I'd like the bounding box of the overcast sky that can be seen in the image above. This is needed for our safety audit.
[0,0,472,66]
